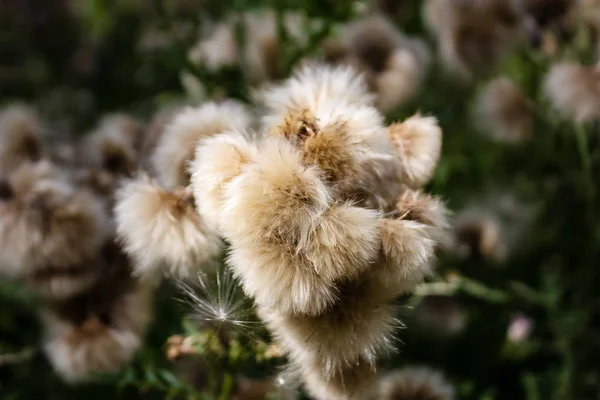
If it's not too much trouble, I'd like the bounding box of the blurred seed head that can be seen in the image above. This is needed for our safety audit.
[474,77,533,143]
[379,366,455,400]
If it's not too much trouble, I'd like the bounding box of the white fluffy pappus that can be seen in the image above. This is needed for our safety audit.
[544,62,600,122]
[388,114,443,188]
[258,64,375,121]
[180,265,258,334]
[42,282,153,383]
[152,101,252,189]
[379,366,455,400]
[115,176,222,282]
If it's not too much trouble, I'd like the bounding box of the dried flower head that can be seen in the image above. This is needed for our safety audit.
[324,15,431,112]
[375,40,432,112]
[0,104,45,174]
[241,10,310,83]
[78,117,139,198]
[449,193,530,263]
[191,65,447,399]
[42,266,153,383]
[424,0,525,78]
[188,21,239,70]
[544,62,600,122]
[379,367,455,400]
[153,101,251,189]
[0,160,110,278]
[258,64,399,205]
[388,115,443,188]
[474,77,533,143]
[342,14,402,73]
[115,176,222,282]
[191,131,258,230]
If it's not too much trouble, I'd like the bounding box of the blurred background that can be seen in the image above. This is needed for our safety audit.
[1,0,600,399]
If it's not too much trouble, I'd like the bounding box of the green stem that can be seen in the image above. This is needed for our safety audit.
[574,124,591,174]
[218,372,235,400]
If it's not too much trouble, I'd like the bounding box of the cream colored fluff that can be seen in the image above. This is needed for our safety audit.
[259,65,399,204]
[379,366,455,400]
[42,283,153,383]
[219,137,381,315]
[544,62,600,122]
[190,130,258,230]
[388,114,442,188]
[0,104,45,174]
[115,176,222,281]
[152,101,252,189]
[0,160,110,278]
[475,77,532,142]
[180,65,447,400]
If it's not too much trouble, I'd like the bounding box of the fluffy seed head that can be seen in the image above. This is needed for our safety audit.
[42,281,153,383]
[342,14,402,73]
[153,101,252,189]
[0,104,45,174]
[188,21,239,70]
[424,0,524,78]
[544,62,600,122]
[379,367,455,400]
[388,115,442,188]
[79,119,139,180]
[0,160,110,277]
[115,176,222,282]
[190,131,258,230]
[375,41,432,112]
[474,77,533,142]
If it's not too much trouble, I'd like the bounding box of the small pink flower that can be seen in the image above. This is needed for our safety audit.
[507,312,534,343]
